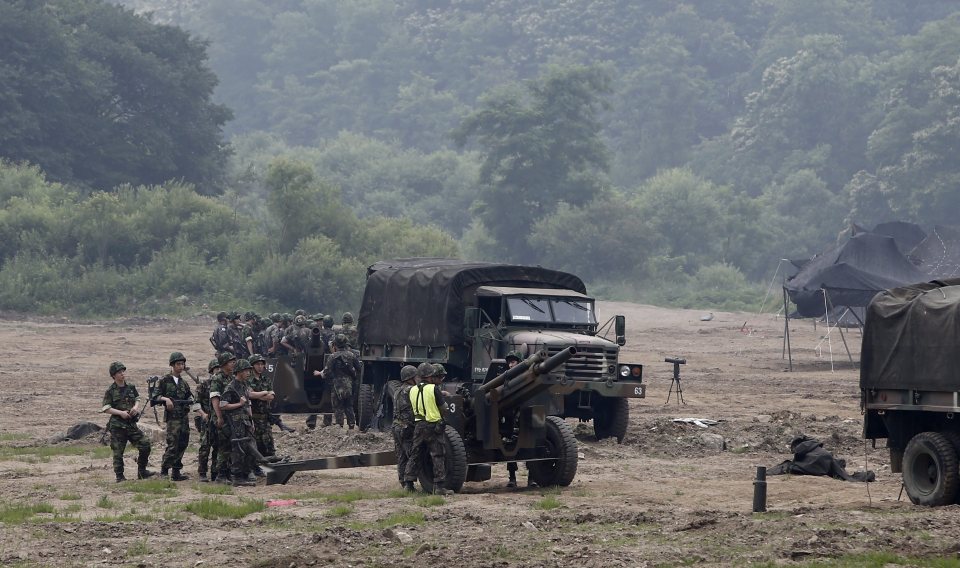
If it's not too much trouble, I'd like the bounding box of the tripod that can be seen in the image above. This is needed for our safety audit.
[664,357,687,405]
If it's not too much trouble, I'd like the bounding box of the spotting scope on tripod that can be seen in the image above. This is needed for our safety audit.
[664,357,687,405]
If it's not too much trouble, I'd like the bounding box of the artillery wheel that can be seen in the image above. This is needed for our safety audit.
[357,384,376,432]
[593,397,629,443]
[903,431,959,506]
[417,425,467,494]
[528,416,578,487]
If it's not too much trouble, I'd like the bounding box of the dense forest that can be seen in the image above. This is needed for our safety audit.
[1,0,958,316]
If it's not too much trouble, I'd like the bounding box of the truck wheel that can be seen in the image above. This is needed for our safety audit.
[357,384,376,432]
[593,398,629,443]
[903,431,959,506]
[528,416,578,487]
[417,425,467,494]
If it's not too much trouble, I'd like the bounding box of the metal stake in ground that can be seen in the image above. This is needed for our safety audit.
[664,357,687,405]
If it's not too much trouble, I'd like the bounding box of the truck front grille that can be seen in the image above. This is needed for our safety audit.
[545,346,616,381]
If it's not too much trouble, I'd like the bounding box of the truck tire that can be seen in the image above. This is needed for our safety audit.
[357,384,376,432]
[417,425,467,494]
[528,416,578,487]
[902,431,959,506]
[594,398,629,443]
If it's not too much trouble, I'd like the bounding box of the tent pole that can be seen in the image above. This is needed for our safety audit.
[823,289,834,372]
[824,291,855,365]
[782,286,793,371]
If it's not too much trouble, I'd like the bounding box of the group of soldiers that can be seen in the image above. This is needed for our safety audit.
[209,309,358,361]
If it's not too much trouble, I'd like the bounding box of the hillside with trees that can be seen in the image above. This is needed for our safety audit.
[1,0,958,315]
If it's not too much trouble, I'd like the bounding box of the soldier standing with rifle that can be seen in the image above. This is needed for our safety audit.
[154,352,195,481]
[247,354,277,468]
[101,362,155,483]
[392,365,419,491]
[195,358,219,482]
[210,312,231,355]
[405,363,453,495]
[220,359,260,487]
[210,351,237,483]
[313,334,361,429]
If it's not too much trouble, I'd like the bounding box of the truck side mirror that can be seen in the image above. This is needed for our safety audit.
[464,307,480,338]
[615,315,626,346]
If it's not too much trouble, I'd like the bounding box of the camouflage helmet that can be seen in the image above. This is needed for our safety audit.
[322,314,334,328]
[417,362,435,378]
[432,363,447,377]
[334,333,348,348]
[216,311,228,322]
[294,315,306,326]
[295,309,307,316]
[400,365,418,382]
[235,358,252,373]
[342,312,355,325]
[168,351,186,366]
[228,311,240,320]
[505,350,523,363]
[108,361,126,376]
[243,311,256,321]
[249,354,266,365]
[217,351,237,365]
[207,359,220,373]
[281,313,293,323]
[311,313,324,321]
[270,312,281,323]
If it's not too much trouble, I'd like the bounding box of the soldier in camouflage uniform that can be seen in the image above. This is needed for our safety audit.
[155,352,195,481]
[220,359,264,486]
[405,362,453,495]
[101,362,155,482]
[273,314,292,355]
[314,334,361,428]
[195,358,219,482]
[241,312,258,358]
[392,365,419,490]
[282,315,311,354]
[262,313,280,356]
[340,312,359,348]
[210,351,237,483]
[317,315,336,356]
[228,312,248,359]
[247,354,276,462]
[210,312,231,355]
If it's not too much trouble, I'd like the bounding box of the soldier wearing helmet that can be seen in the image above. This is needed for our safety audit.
[405,362,453,495]
[210,312,231,355]
[227,312,249,358]
[210,351,237,483]
[392,365,420,491]
[339,312,359,348]
[504,350,533,488]
[246,354,277,464]
[101,361,155,482]
[262,314,280,356]
[194,358,219,482]
[314,334,361,429]
[219,359,262,486]
[316,315,337,356]
[272,313,293,356]
[282,315,310,354]
[155,352,195,481]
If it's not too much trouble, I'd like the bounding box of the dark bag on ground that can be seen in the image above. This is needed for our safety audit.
[768,435,875,482]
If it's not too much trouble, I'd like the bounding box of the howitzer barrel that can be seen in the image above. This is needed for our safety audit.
[537,346,577,375]
[488,346,578,408]
[310,326,322,348]
[478,351,546,394]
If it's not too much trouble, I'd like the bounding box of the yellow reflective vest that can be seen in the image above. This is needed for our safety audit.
[410,382,442,423]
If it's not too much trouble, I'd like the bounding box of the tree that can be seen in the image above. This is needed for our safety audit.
[454,64,612,261]
[0,0,231,192]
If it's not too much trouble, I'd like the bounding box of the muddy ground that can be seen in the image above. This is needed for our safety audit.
[2,302,959,567]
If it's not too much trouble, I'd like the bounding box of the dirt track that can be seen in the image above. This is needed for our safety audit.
[1,303,957,567]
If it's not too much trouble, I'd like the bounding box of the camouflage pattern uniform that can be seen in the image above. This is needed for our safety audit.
[101,366,153,481]
[156,370,194,478]
[404,363,450,493]
[322,335,361,428]
[210,314,231,355]
[248,356,276,458]
[228,316,248,358]
[221,361,262,485]
[318,316,336,355]
[210,355,235,480]
[340,312,359,348]
[392,365,418,488]
[195,361,217,481]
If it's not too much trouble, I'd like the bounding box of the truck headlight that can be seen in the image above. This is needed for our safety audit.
[619,365,630,377]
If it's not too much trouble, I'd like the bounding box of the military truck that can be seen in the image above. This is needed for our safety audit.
[861,278,960,506]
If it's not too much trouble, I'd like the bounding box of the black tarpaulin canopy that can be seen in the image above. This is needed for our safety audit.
[359,258,587,346]
[909,225,960,279]
[785,232,928,317]
[860,278,960,390]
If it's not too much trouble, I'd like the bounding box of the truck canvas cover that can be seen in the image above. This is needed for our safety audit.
[359,258,587,346]
[860,278,960,390]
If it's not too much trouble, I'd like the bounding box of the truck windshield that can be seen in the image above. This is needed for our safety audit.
[505,297,596,325]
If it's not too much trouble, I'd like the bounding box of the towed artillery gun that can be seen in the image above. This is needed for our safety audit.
[267,259,647,491]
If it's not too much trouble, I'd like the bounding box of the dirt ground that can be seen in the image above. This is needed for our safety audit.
[1,302,958,567]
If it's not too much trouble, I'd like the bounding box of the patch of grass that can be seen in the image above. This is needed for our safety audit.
[126,538,151,557]
[58,493,81,501]
[62,503,82,513]
[327,504,354,517]
[132,493,164,503]
[323,489,376,503]
[184,497,265,520]
[386,489,416,499]
[0,502,55,524]
[0,444,110,462]
[375,510,425,529]
[0,433,32,441]
[92,513,154,522]
[784,552,960,567]
[415,495,446,507]
[534,495,562,510]
[118,479,177,496]
[96,495,114,509]
[195,483,233,495]
[259,513,294,528]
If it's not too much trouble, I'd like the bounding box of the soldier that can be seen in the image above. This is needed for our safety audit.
[314,334,361,428]
[340,312,359,348]
[210,351,237,483]
[273,314,292,355]
[241,312,258,358]
[155,352,194,481]
[210,312,231,355]
[502,351,533,488]
[262,313,280,356]
[247,354,276,465]
[228,312,248,358]
[220,359,258,487]
[101,361,155,482]
[392,365,419,491]
[405,362,453,495]
[195,358,219,482]
[318,315,337,355]
[282,315,309,353]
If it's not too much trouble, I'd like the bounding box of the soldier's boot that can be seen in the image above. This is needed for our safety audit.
[253,466,265,478]
[305,414,318,430]
[159,467,169,478]
[507,472,517,488]
[171,470,189,481]
[137,451,155,479]
[433,483,454,496]
[402,481,416,492]
[137,468,156,480]
[232,475,256,487]
[198,472,209,483]
[116,472,126,483]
